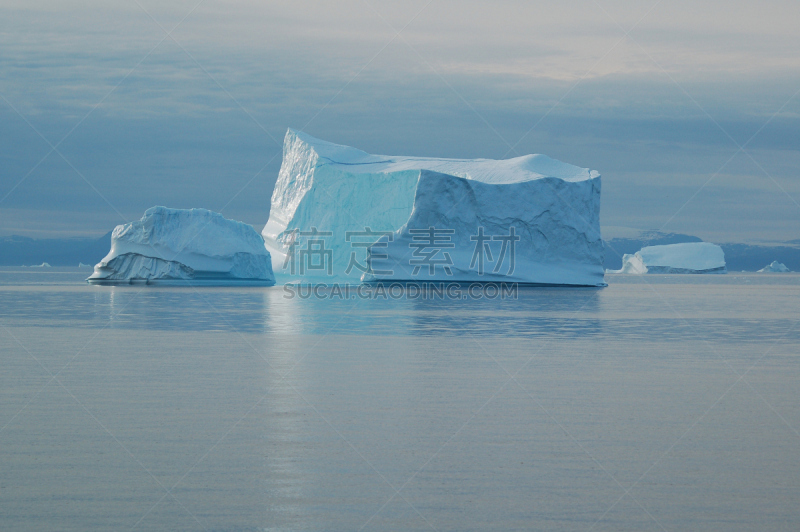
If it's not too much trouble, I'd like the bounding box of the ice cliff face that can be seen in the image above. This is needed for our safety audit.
[615,242,726,274]
[88,207,275,284]
[263,129,604,286]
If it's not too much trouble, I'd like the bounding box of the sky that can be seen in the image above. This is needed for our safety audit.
[1,0,799,242]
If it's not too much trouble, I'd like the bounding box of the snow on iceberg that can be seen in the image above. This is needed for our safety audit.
[758,261,790,273]
[88,207,275,285]
[263,129,604,286]
[615,242,726,274]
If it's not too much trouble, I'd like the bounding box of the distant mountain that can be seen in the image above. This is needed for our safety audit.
[717,243,800,272]
[603,231,800,271]
[0,232,111,267]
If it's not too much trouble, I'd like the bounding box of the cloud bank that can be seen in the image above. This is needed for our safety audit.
[1,0,798,242]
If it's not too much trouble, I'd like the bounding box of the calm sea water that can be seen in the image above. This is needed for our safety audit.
[1,267,799,531]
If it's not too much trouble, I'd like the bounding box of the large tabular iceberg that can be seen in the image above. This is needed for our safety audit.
[263,129,604,286]
[88,207,275,285]
[614,242,726,274]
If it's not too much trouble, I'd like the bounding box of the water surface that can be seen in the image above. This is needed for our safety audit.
[1,268,799,531]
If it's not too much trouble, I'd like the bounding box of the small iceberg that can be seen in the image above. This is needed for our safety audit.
[758,261,790,273]
[28,262,51,268]
[612,242,726,274]
[88,207,275,285]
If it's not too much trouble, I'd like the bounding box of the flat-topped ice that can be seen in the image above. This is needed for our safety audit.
[614,242,726,274]
[264,129,605,286]
[290,130,598,184]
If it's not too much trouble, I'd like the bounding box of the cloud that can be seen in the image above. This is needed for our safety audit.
[1,0,799,240]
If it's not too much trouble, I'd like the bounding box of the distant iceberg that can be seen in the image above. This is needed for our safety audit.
[88,207,275,285]
[263,129,604,286]
[613,242,726,274]
[27,262,51,268]
[758,261,790,273]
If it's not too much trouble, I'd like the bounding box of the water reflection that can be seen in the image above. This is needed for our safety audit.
[261,289,307,525]
[406,286,603,338]
[0,273,799,344]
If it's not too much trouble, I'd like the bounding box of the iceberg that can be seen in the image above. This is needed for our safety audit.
[88,207,275,285]
[263,129,604,286]
[614,242,726,274]
[758,261,790,273]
